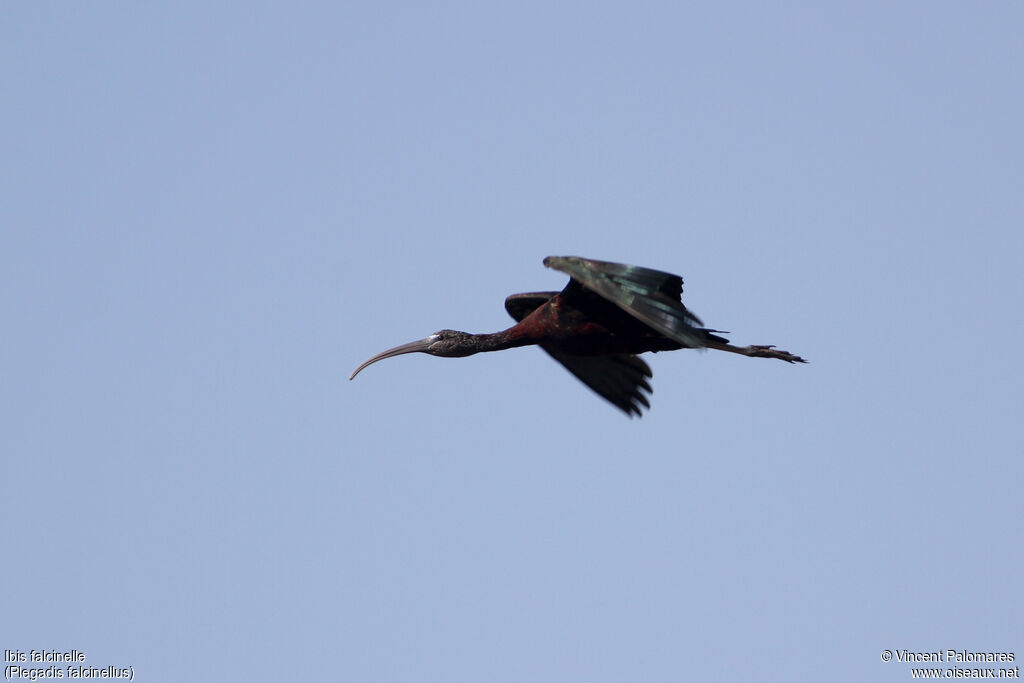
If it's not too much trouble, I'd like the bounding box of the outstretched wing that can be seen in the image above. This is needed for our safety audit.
[504,291,558,323]
[543,255,706,349]
[544,351,653,417]
[504,292,654,417]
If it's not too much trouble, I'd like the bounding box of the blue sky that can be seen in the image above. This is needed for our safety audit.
[3,3,1022,681]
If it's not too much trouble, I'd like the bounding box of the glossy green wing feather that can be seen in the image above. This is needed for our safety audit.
[543,256,706,349]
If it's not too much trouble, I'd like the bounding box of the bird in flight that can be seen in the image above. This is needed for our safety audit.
[351,256,806,416]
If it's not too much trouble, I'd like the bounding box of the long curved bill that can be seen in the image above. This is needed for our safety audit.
[349,337,435,380]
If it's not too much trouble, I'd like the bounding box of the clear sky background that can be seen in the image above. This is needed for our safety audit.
[3,3,1022,681]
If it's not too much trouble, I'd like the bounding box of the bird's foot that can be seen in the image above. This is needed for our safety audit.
[747,345,807,363]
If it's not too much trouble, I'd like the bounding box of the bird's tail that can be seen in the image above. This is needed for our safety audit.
[700,329,730,345]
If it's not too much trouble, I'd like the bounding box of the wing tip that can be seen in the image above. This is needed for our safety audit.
[543,255,574,270]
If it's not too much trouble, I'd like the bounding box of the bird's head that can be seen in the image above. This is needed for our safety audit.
[349,329,478,380]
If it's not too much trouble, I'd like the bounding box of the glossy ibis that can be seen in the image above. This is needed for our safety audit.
[351,256,806,416]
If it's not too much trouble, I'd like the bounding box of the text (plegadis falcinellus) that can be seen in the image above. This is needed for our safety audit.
[350,256,806,416]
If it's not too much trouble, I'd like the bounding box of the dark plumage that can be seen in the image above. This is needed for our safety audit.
[350,256,805,416]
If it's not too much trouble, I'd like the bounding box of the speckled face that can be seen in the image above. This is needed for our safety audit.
[426,330,477,357]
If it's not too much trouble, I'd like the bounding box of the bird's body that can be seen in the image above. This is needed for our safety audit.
[351,256,805,416]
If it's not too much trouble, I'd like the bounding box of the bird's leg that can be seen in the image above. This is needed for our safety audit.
[703,340,807,363]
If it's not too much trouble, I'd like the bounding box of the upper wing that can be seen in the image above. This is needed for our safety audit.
[504,292,558,322]
[504,292,655,417]
[543,255,706,349]
[504,291,558,323]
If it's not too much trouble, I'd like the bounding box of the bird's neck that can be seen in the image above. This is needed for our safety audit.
[468,325,542,353]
